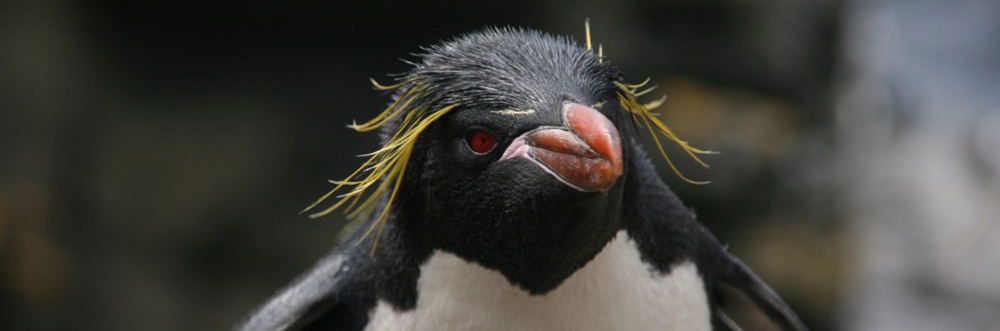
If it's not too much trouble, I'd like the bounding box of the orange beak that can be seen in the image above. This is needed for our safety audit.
[501,103,623,191]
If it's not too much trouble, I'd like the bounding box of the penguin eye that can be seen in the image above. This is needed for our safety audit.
[466,129,496,154]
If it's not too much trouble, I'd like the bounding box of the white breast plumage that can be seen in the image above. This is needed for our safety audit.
[364,230,711,331]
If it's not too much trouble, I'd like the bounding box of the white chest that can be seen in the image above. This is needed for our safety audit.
[364,231,712,331]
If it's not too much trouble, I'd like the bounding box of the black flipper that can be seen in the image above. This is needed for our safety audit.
[713,253,809,331]
[237,250,371,331]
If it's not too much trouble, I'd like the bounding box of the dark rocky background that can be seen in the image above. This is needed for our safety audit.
[3,1,997,330]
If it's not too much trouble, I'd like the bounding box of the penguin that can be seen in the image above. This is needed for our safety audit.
[238,27,808,331]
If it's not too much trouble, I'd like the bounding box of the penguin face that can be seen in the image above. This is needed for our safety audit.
[399,29,631,293]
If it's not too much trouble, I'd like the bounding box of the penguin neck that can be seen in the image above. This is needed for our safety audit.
[360,207,435,311]
[374,178,626,297]
[619,139,717,276]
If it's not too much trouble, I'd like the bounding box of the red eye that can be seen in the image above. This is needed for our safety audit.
[466,129,496,154]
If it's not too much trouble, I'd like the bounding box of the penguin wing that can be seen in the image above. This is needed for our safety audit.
[712,253,809,331]
[237,250,367,331]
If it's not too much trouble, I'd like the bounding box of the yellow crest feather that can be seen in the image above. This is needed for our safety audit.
[303,78,457,255]
[616,82,715,184]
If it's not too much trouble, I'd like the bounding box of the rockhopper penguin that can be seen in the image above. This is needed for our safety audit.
[239,26,809,331]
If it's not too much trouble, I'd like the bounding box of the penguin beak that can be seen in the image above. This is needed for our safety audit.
[501,102,624,191]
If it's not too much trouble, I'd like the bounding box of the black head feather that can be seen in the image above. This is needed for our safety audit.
[399,27,620,119]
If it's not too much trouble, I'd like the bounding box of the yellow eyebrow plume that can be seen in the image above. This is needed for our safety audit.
[615,81,715,184]
[491,109,536,115]
[302,77,457,255]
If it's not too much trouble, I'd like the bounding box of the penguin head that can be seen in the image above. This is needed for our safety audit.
[306,27,710,294]
[398,29,630,293]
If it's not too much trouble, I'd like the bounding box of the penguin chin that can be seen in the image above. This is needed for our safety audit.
[428,159,625,294]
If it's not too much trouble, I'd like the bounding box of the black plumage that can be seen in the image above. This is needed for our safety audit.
[238,27,807,331]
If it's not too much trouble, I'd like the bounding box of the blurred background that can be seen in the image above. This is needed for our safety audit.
[1,0,998,330]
